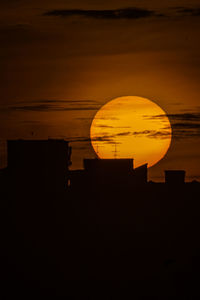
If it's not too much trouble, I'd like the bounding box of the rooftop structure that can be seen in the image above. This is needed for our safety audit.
[84,158,134,173]
[165,170,185,185]
[69,158,147,188]
[7,139,71,191]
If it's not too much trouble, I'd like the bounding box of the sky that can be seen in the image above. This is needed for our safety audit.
[0,0,200,180]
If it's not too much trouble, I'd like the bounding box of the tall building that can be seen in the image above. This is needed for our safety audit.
[69,158,148,188]
[7,139,71,191]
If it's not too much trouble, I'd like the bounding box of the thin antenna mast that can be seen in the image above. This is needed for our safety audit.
[112,143,118,159]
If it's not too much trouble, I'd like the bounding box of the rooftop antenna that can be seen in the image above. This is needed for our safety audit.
[112,143,118,159]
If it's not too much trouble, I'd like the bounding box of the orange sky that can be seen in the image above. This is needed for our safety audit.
[0,0,200,180]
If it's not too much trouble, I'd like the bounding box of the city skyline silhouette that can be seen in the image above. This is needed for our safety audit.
[0,138,200,298]
[1,0,200,298]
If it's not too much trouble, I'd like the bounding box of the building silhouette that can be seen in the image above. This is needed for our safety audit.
[69,158,148,188]
[7,139,71,191]
[1,140,200,299]
[4,139,192,191]
[165,170,185,185]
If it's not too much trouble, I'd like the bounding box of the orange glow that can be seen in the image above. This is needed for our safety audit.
[90,96,172,168]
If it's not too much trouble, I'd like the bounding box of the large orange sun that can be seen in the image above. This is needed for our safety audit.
[90,96,172,168]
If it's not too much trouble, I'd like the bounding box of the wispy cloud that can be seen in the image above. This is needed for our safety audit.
[132,130,171,139]
[96,124,131,129]
[10,105,98,112]
[155,112,200,122]
[43,6,200,22]
[173,123,200,129]
[53,128,171,148]
[174,7,200,16]
[88,129,171,145]
[145,111,200,139]
[4,99,100,112]
[43,7,162,20]
[69,132,131,144]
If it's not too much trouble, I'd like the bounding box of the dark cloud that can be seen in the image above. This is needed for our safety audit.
[70,129,172,146]
[172,130,200,139]
[67,135,120,145]
[172,123,200,139]
[9,105,98,112]
[151,112,200,122]
[131,130,170,139]
[95,129,171,142]
[5,99,100,112]
[69,132,131,145]
[117,131,131,137]
[42,6,200,21]
[74,129,171,145]
[68,136,91,143]
[96,124,131,129]
[95,125,114,129]
[43,7,160,20]
[145,111,200,139]
[174,7,200,16]
[170,113,200,121]
[94,117,120,121]
[173,123,200,129]
[148,131,171,139]
[33,99,97,104]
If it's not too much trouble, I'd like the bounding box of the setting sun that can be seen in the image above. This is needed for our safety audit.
[90,96,172,168]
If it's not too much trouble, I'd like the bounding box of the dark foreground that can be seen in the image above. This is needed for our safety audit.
[1,181,200,299]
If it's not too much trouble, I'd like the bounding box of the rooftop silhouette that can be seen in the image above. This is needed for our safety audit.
[69,158,148,188]
[165,170,186,185]
[0,139,200,298]
[7,139,71,191]
[2,139,198,191]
